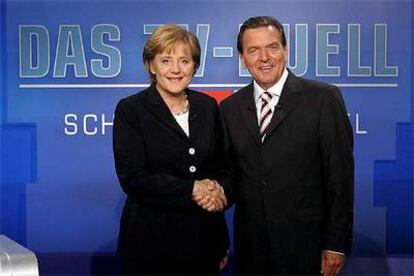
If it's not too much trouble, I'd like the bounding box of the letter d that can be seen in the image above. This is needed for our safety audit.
[19,25,50,78]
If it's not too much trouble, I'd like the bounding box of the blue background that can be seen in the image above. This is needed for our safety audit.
[1,0,413,274]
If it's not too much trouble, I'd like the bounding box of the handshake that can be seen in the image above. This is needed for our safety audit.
[192,179,228,212]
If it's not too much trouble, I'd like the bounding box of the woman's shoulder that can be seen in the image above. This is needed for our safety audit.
[116,87,151,108]
[187,89,217,106]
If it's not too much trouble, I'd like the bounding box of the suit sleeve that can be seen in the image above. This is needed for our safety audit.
[216,104,238,207]
[113,99,194,209]
[205,103,231,254]
[319,87,354,254]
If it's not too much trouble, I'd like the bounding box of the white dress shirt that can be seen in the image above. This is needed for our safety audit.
[174,112,189,137]
[254,68,288,125]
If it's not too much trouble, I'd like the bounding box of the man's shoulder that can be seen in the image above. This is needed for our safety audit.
[295,75,339,94]
[220,84,251,108]
[293,75,346,108]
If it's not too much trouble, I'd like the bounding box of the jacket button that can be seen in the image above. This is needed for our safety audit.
[188,148,196,155]
[189,166,197,173]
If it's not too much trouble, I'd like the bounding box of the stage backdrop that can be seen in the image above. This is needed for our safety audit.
[1,0,413,275]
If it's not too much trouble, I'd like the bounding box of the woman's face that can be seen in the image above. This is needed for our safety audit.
[149,42,195,97]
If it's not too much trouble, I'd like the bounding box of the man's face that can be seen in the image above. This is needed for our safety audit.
[240,25,288,90]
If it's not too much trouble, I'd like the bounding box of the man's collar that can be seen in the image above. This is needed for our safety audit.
[254,68,289,101]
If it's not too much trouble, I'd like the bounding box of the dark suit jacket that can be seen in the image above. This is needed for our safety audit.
[113,84,229,273]
[219,72,354,274]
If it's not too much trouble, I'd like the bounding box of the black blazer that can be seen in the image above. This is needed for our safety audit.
[219,72,354,274]
[113,85,229,271]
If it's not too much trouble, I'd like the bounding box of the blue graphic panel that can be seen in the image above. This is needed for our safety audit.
[374,123,413,255]
[1,124,37,244]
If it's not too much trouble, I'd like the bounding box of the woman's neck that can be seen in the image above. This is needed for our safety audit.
[157,87,188,115]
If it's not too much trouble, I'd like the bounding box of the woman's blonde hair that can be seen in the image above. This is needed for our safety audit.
[143,25,201,82]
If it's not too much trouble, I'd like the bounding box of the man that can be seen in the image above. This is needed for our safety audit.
[218,16,354,275]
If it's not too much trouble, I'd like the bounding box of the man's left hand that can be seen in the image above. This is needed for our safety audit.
[320,250,345,276]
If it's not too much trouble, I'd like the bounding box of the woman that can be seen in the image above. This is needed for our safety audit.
[113,25,229,275]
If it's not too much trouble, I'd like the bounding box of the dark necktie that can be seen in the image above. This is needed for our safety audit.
[259,91,273,141]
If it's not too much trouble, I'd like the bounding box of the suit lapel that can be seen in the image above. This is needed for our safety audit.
[187,90,202,143]
[144,84,189,142]
[239,83,261,146]
[265,73,302,142]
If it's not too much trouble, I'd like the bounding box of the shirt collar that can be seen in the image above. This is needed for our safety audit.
[254,68,289,102]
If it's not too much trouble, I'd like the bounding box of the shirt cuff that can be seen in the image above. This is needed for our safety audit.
[324,250,345,256]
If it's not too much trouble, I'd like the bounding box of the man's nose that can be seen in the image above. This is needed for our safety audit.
[259,48,270,62]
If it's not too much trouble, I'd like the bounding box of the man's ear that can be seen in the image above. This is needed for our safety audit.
[283,45,289,61]
[239,54,247,69]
